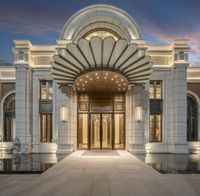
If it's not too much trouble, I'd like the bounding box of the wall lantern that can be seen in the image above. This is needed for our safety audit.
[60,106,68,122]
[136,106,142,122]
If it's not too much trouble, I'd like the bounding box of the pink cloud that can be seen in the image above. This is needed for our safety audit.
[143,23,200,66]
[0,10,62,35]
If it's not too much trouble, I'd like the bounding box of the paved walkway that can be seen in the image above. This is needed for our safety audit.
[1,150,200,196]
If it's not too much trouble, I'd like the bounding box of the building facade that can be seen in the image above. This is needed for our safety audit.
[0,4,200,154]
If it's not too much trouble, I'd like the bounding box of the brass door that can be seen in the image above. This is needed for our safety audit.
[90,113,112,149]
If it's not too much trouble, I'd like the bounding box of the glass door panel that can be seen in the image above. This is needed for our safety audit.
[90,114,101,149]
[78,114,88,149]
[114,114,125,149]
[102,114,112,149]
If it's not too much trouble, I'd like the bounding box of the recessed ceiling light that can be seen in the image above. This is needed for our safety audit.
[118,88,121,90]
[82,84,85,86]
[121,79,124,81]
[105,73,108,76]
[95,73,98,76]
[77,83,79,86]
[85,81,87,83]
[124,83,126,86]
[90,78,92,80]
[97,76,99,79]
[80,79,83,81]
[115,75,117,78]
[82,88,85,91]
[104,76,107,79]
[118,84,121,86]
[111,78,114,81]
[86,75,89,78]
[116,81,119,83]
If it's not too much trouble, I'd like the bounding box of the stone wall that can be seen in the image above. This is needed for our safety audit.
[1,83,15,100]
[187,83,200,98]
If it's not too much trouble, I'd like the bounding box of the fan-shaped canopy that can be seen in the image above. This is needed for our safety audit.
[51,37,152,90]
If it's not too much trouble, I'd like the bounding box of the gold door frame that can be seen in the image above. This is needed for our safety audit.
[77,93,125,150]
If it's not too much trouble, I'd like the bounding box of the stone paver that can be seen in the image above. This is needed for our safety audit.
[0,150,200,196]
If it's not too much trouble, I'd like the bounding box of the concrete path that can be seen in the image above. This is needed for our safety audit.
[0,150,200,196]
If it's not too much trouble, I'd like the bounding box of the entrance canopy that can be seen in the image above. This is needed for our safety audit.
[51,36,152,91]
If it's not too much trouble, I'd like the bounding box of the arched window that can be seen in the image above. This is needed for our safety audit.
[83,29,120,41]
[3,93,15,141]
[187,94,198,141]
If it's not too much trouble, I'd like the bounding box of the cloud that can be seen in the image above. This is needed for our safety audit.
[0,59,13,66]
[143,26,200,66]
[0,10,63,35]
[0,0,199,66]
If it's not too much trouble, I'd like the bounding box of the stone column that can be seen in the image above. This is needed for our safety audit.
[15,64,32,153]
[125,90,133,150]
[56,85,74,153]
[129,85,146,153]
[171,63,189,153]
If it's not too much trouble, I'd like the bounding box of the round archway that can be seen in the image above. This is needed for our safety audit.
[60,4,142,42]
[187,93,198,141]
[3,93,15,141]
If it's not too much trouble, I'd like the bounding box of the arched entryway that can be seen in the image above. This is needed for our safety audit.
[51,4,153,151]
[3,93,15,141]
[187,93,198,141]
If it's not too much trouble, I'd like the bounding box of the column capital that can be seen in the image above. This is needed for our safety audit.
[172,62,189,69]
[14,63,31,69]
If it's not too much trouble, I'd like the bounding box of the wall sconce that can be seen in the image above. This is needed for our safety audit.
[60,106,68,122]
[136,106,142,122]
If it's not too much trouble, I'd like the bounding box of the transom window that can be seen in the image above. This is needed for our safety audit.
[40,81,53,100]
[150,81,162,99]
[84,29,120,41]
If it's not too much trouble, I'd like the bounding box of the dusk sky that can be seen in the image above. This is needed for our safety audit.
[0,0,200,66]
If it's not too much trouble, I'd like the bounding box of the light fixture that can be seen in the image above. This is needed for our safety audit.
[60,106,68,122]
[96,76,99,79]
[136,106,142,122]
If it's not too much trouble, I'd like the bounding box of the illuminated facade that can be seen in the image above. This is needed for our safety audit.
[0,4,200,154]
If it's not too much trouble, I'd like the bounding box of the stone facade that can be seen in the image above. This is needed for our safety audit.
[0,4,200,154]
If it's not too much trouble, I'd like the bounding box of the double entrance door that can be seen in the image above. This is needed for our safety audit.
[77,93,125,150]
[90,113,112,149]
